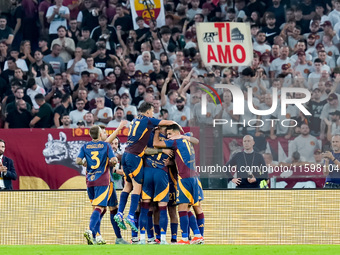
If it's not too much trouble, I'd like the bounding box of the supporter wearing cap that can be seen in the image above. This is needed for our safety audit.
[51,91,63,109]
[184,31,197,49]
[305,33,317,57]
[294,49,312,80]
[126,62,136,80]
[290,40,313,63]
[259,51,271,75]
[142,72,152,88]
[160,27,172,49]
[253,31,271,54]
[326,110,340,141]
[107,106,130,128]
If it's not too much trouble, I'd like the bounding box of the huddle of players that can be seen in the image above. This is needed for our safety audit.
[76,102,205,245]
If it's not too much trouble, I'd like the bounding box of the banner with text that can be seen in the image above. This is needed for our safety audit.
[130,0,165,30]
[196,22,253,66]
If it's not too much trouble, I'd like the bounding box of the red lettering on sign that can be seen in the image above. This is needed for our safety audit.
[226,23,230,43]
[207,45,218,63]
[217,45,232,63]
[233,45,246,63]
[214,23,224,43]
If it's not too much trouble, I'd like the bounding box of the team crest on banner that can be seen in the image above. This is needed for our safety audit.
[196,22,253,67]
[130,0,165,29]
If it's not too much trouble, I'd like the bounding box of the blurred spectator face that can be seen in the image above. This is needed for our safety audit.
[38,39,48,49]
[7,59,16,70]
[323,35,331,44]
[321,70,329,79]
[263,153,273,165]
[169,91,178,102]
[105,86,116,97]
[85,113,94,124]
[10,50,19,59]
[142,75,150,86]
[129,30,137,39]
[264,94,272,106]
[296,42,305,51]
[58,27,67,38]
[0,42,7,52]
[115,109,124,121]
[153,99,160,112]
[61,115,71,126]
[164,64,171,73]
[78,89,88,100]
[176,98,185,111]
[300,124,310,135]
[318,51,327,61]
[294,10,303,20]
[34,51,43,61]
[55,0,63,5]
[137,19,145,28]
[111,137,119,151]
[191,93,201,105]
[92,81,101,91]
[127,62,135,73]
[251,26,259,36]
[55,75,63,86]
[318,81,325,92]
[153,59,160,71]
[76,100,85,111]
[266,17,276,26]
[223,91,232,104]
[307,36,316,46]
[137,84,146,95]
[293,27,301,37]
[141,43,151,52]
[99,17,107,27]
[84,0,92,9]
[280,47,289,58]
[17,99,27,111]
[86,57,94,67]
[272,44,280,56]
[114,66,122,76]
[113,94,121,105]
[116,7,123,16]
[82,30,90,39]
[99,47,106,57]
[235,0,245,10]
[95,97,105,108]
[256,32,266,44]
[135,74,142,82]
[69,20,77,30]
[272,80,282,89]
[315,6,324,17]
[52,45,61,56]
[176,51,184,61]
[107,73,116,83]
[179,68,188,79]
[328,97,338,107]
[153,39,162,50]
[314,62,321,72]
[194,14,203,23]
[14,69,23,79]
[330,113,339,122]
[52,95,61,105]
[191,0,199,8]
[121,95,130,105]
[15,88,24,99]
[142,52,151,64]
[144,93,154,103]
[310,21,320,33]
[0,18,6,29]
[156,77,164,87]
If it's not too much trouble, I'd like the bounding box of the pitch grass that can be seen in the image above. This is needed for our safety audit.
[1,245,340,255]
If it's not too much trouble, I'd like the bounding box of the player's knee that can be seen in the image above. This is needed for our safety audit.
[158,201,167,207]
[109,206,117,211]
[193,205,203,215]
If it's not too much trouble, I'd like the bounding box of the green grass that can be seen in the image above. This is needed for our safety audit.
[1,245,340,255]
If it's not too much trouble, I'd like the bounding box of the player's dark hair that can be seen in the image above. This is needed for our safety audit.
[166,124,181,132]
[138,102,154,113]
[89,125,101,139]
[61,94,70,103]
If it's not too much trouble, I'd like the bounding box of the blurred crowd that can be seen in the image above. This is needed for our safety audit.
[0,0,340,148]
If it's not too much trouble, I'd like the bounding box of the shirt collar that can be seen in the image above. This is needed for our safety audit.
[244,149,254,154]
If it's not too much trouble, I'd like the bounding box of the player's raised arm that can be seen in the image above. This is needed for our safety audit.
[105,120,129,144]
[153,129,169,148]
[169,133,199,145]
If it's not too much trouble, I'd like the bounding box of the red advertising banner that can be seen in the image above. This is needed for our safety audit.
[1,127,198,190]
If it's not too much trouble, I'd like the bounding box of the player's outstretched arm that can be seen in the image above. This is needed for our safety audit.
[105,120,128,144]
[76,157,84,166]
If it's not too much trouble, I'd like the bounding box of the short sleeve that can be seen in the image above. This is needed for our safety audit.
[148,117,161,127]
[164,139,176,149]
[77,145,85,159]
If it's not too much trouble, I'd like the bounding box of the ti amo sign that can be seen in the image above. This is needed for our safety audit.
[196,22,253,67]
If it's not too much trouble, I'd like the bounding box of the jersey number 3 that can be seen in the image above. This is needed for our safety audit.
[91,151,100,169]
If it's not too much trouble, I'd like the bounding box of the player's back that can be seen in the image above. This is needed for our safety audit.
[144,132,169,172]
[171,138,198,179]
[125,115,161,157]
[79,140,113,186]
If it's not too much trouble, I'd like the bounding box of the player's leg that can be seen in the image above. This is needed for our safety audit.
[131,204,140,244]
[147,209,155,240]
[193,202,205,237]
[85,185,110,244]
[153,205,160,241]
[168,206,178,243]
[189,177,204,244]
[93,206,107,245]
[114,180,132,229]
[177,203,190,244]
[158,201,168,244]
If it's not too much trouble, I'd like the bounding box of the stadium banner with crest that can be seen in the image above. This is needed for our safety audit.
[196,22,253,67]
[2,128,198,190]
[130,0,165,29]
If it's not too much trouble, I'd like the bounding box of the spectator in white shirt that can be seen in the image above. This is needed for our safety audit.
[69,98,89,124]
[91,96,113,126]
